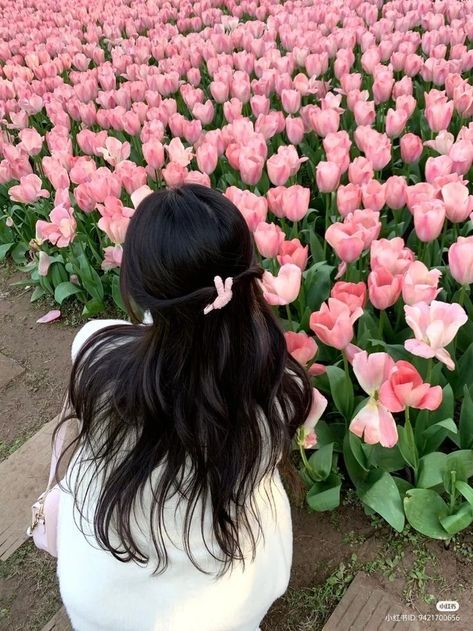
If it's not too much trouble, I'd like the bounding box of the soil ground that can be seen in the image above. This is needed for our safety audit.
[1,263,473,631]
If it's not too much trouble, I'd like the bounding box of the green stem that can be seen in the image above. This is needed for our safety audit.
[299,443,312,473]
[286,304,293,331]
[449,470,457,514]
[459,284,467,307]
[426,358,433,384]
[343,351,350,382]
[404,407,419,483]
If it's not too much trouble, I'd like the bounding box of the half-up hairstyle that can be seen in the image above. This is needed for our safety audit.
[59,184,312,574]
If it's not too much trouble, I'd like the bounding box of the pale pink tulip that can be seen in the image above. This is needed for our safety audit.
[259,264,302,306]
[316,161,341,193]
[384,176,407,210]
[402,262,441,306]
[413,200,446,242]
[102,245,123,271]
[441,182,473,223]
[404,301,468,370]
[35,205,76,248]
[449,237,473,286]
[9,174,49,204]
[337,184,362,217]
[400,133,423,164]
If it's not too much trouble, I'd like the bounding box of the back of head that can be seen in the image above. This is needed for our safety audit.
[68,184,312,573]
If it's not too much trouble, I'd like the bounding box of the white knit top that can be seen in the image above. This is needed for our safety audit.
[57,319,292,631]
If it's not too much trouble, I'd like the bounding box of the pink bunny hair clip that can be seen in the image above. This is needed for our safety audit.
[203,276,234,315]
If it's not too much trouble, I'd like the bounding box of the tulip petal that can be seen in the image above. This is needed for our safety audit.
[419,385,443,411]
[36,309,61,324]
[378,405,399,448]
[404,338,436,359]
[379,381,404,413]
[435,348,455,371]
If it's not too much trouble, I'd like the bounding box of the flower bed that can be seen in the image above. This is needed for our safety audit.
[1,0,473,539]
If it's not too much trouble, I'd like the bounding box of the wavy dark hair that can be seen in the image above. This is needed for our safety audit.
[58,184,312,574]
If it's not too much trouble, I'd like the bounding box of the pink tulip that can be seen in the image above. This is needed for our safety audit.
[281,185,310,222]
[142,141,165,170]
[326,209,381,263]
[253,222,285,258]
[266,153,291,186]
[259,263,302,306]
[425,99,454,132]
[277,239,308,270]
[35,205,76,248]
[350,351,398,448]
[8,174,49,204]
[400,133,423,164]
[361,179,385,212]
[285,116,305,144]
[368,269,402,310]
[448,237,473,286]
[441,182,473,223]
[413,200,446,242]
[379,361,443,413]
[97,137,130,167]
[300,387,329,449]
[354,100,376,126]
[370,238,414,276]
[349,399,398,447]
[404,300,468,370]
[130,184,153,209]
[310,107,340,137]
[348,156,373,186]
[281,89,301,114]
[402,261,441,306]
[238,148,264,186]
[353,351,396,398]
[316,161,341,193]
[385,108,408,138]
[309,298,363,350]
[331,281,367,315]
[285,331,317,365]
[266,187,286,218]
[165,137,193,167]
[384,176,407,210]
[162,163,188,188]
[18,128,43,156]
[425,155,452,184]
[101,245,123,271]
[225,187,268,232]
[425,130,455,155]
[337,183,362,217]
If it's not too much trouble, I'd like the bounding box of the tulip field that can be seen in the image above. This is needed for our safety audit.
[2,0,473,541]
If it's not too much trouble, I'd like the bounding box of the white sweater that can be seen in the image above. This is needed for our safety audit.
[57,320,292,631]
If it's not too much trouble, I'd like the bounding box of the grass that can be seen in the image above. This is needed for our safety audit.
[0,542,61,631]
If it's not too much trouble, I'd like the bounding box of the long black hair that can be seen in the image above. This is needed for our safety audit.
[59,184,312,573]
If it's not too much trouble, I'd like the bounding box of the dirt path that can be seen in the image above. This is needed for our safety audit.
[0,266,78,455]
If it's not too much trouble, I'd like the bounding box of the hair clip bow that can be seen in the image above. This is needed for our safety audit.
[203,276,234,315]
